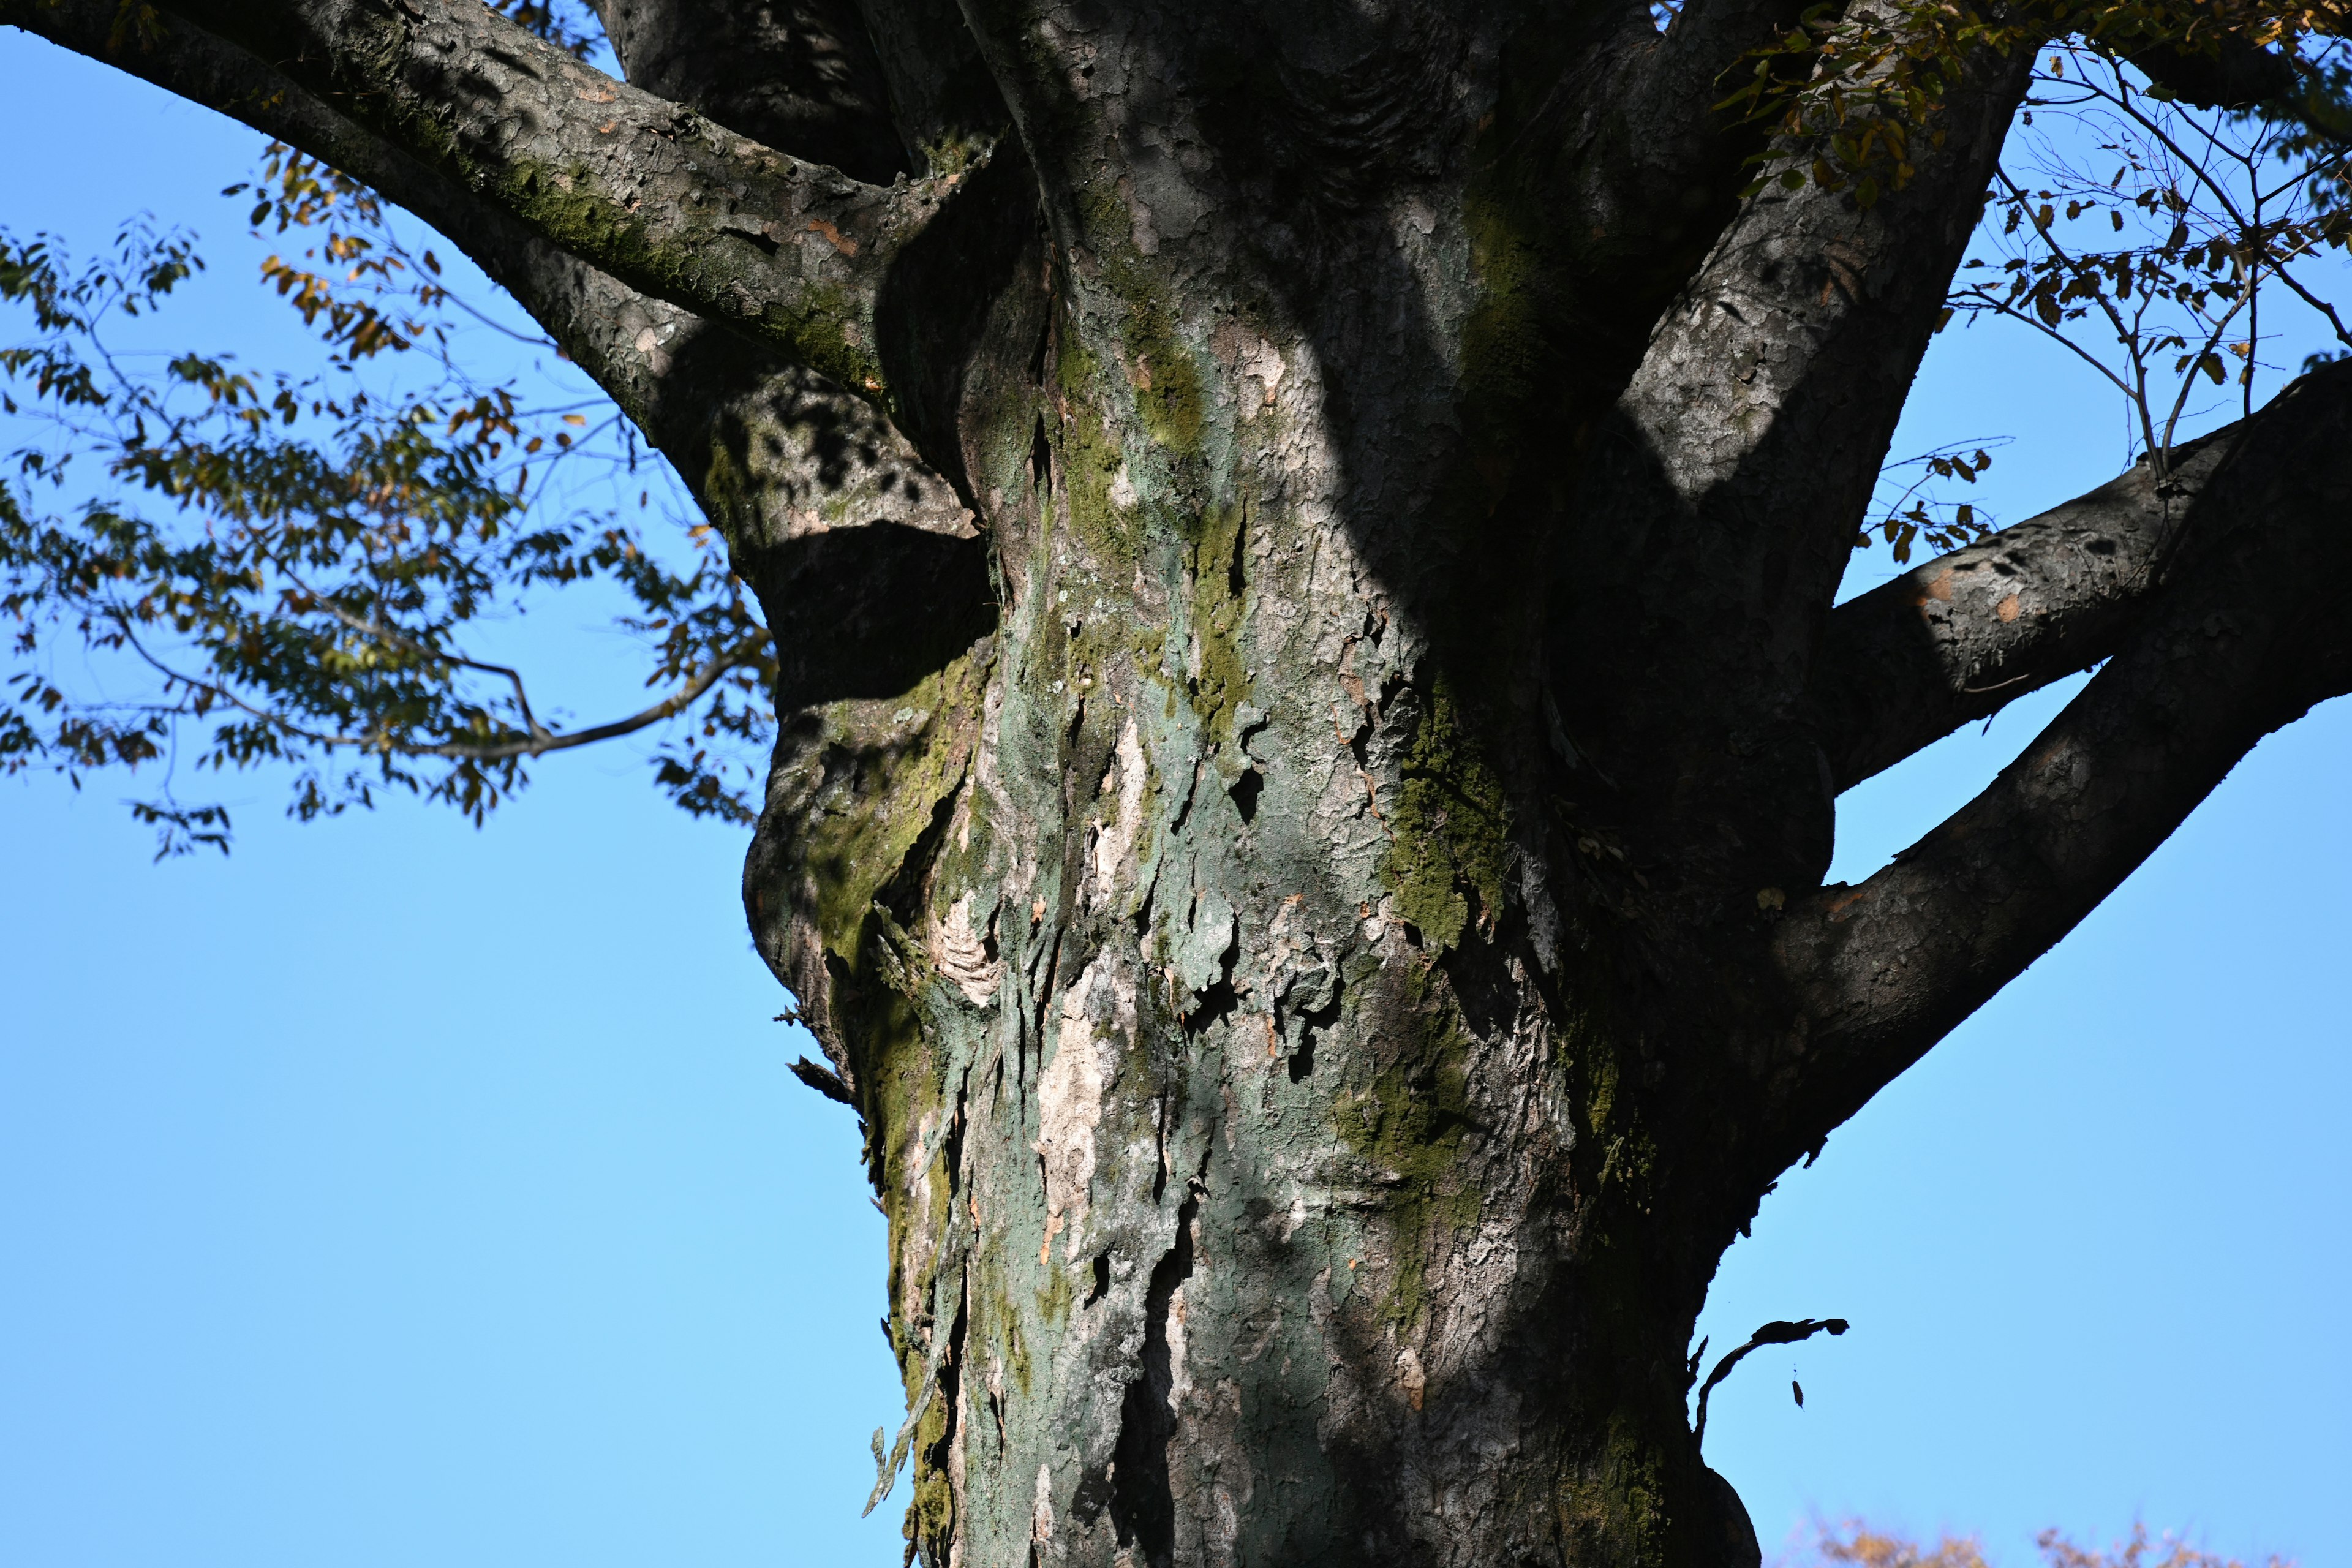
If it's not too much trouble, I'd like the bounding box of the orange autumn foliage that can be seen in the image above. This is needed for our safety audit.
[1805,1521,2292,1568]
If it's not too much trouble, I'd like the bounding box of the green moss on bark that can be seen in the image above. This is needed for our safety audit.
[1184,502,1251,742]
[1379,677,1509,952]
[1561,1411,1672,1566]
[1460,184,1550,424]
[800,652,986,969]
[1054,336,1146,565]
[1121,295,1206,456]
[905,1390,956,1558]
[1333,968,1480,1329]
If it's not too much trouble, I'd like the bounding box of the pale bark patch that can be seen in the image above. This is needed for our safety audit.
[1089,719,1148,906]
[930,891,1001,1006]
[1166,1278,1193,1410]
[1209,320,1284,419]
[1031,1462,1055,1544]
[1036,954,1132,1261]
[1396,1346,1427,1412]
[898,1107,940,1317]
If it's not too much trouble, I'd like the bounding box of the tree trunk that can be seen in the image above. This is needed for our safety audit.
[735,19,1824,1558]
[741,198,1763,1561]
[20,1,2352,1563]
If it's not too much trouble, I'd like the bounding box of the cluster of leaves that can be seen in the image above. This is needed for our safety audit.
[1721,0,2352,558]
[1807,1519,2290,1568]
[1861,439,2006,561]
[1953,41,2352,466]
[1,144,774,855]
[1721,0,2350,207]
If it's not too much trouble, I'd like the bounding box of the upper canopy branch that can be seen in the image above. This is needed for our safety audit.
[1544,26,2033,903]
[2,0,699,437]
[1770,362,2352,1159]
[1811,420,2251,791]
[114,0,978,406]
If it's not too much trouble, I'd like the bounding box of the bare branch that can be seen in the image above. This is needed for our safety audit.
[279,573,554,741]
[1773,361,2352,1158]
[111,608,772,766]
[1691,1316,1848,1447]
[422,628,772,760]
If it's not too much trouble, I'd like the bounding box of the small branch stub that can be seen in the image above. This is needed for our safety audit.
[1692,1316,1850,1447]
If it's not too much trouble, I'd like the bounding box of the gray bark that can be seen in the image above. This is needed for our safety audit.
[12,1,2348,1564]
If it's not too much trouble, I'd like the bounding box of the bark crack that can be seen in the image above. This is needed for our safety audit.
[1106,1182,1200,1568]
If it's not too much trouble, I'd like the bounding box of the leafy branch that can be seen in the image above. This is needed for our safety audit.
[0,142,778,854]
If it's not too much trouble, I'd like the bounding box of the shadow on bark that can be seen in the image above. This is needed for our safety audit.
[1107,1185,1200,1567]
[759,523,997,711]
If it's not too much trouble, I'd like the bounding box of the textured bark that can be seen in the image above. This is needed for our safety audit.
[1813,423,2248,791]
[148,0,989,398]
[17,1,2350,1564]
[1775,361,2352,1150]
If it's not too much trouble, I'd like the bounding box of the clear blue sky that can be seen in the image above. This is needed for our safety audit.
[2,28,2346,1568]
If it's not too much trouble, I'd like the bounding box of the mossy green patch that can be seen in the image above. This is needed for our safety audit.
[1378,677,1509,952]
[698,437,751,552]
[496,157,884,397]
[1459,184,1550,427]
[1055,336,1142,565]
[990,1281,1033,1397]
[1037,1256,1074,1325]
[1121,294,1205,456]
[905,1390,956,1558]
[1186,502,1250,743]
[794,654,986,1374]
[919,131,992,180]
[1561,1410,1671,1564]
[801,651,986,970]
[767,281,881,403]
[1333,970,1479,1329]
[865,1022,949,1373]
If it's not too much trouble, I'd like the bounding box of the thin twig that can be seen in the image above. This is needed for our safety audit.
[1692,1316,1848,1448]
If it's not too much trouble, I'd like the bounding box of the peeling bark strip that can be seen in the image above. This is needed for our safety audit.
[24,0,2352,1563]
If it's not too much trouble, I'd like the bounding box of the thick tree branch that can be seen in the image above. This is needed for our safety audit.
[1771,361,2352,1157]
[3,0,724,454]
[1545,31,2034,900]
[1811,420,2249,790]
[1531,0,1816,301]
[595,0,913,183]
[1,6,984,551]
[4,0,689,428]
[2128,34,2298,111]
[122,0,979,402]
[848,0,1013,155]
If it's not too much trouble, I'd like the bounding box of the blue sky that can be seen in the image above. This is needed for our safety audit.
[2,27,2347,1568]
